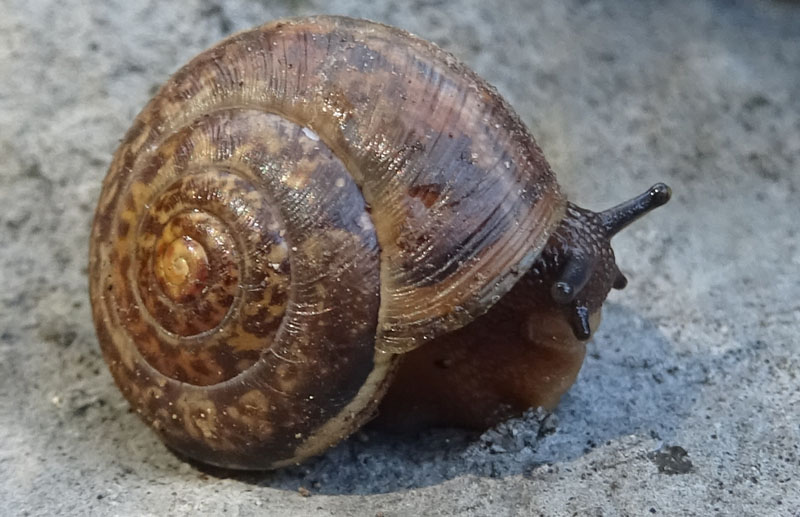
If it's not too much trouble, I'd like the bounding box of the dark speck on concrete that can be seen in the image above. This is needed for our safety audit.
[648,445,694,475]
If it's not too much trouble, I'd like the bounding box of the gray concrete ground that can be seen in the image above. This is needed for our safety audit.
[1,0,798,515]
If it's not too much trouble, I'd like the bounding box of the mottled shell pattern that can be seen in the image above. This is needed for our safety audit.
[88,16,565,469]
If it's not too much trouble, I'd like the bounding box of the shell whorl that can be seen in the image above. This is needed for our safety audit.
[89,16,564,469]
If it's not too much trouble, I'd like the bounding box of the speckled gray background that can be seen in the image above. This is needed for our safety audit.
[1,0,798,515]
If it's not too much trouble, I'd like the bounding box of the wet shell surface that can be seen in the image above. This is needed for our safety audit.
[89,15,564,469]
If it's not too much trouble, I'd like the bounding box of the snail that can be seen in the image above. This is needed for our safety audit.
[88,15,671,470]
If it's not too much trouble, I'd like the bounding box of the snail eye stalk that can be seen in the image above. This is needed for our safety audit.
[600,183,672,237]
[550,254,595,304]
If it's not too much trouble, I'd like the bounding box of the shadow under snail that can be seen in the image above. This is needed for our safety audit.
[88,15,671,470]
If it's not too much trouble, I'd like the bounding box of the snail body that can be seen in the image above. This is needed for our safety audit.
[89,16,670,469]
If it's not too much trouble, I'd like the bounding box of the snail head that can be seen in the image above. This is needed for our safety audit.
[526,183,672,341]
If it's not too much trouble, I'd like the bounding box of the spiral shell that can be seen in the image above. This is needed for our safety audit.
[89,16,564,469]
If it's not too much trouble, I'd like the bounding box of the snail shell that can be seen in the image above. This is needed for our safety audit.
[89,16,564,469]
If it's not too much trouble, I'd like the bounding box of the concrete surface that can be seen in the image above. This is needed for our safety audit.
[1,0,798,515]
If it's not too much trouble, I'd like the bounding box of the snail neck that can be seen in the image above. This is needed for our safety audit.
[525,184,671,340]
[524,203,619,340]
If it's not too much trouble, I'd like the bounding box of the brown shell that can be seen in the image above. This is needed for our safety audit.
[88,15,565,469]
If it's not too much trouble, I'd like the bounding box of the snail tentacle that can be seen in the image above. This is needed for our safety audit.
[569,305,593,341]
[600,183,672,237]
[550,253,596,305]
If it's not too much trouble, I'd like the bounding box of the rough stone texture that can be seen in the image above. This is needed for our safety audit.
[1,0,798,515]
